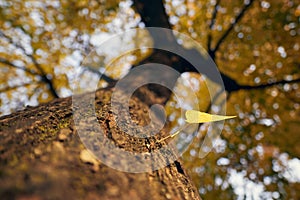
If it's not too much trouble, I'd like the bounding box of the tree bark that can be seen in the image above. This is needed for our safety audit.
[0,88,200,200]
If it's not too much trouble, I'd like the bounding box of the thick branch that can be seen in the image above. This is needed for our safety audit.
[133,0,171,28]
[132,1,243,96]
[133,0,295,99]
[133,0,178,48]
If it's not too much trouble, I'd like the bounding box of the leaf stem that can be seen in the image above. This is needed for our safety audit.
[158,123,191,143]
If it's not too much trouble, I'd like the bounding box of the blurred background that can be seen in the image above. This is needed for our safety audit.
[0,0,299,199]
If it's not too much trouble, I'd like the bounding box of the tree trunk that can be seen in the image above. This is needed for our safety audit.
[0,88,200,200]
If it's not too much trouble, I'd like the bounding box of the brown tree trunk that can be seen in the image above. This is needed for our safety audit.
[0,88,200,200]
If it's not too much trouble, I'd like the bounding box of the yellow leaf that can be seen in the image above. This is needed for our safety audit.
[185,110,236,123]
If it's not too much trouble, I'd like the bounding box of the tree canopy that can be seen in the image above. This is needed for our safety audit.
[0,0,299,199]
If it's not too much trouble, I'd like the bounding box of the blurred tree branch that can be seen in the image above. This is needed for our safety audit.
[207,0,221,51]
[238,77,300,91]
[0,30,59,98]
[133,0,172,28]
[210,0,256,56]
[0,82,40,93]
[0,57,39,75]
[132,0,300,97]
[83,66,117,85]
[132,0,244,96]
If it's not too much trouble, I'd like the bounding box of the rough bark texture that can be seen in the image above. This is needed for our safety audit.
[0,88,200,200]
